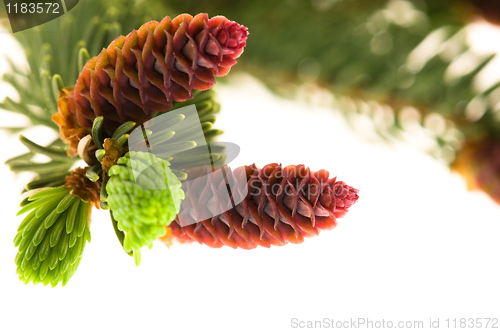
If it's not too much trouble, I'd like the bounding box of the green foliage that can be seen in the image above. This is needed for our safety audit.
[167,90,223,143]
[14,186,91,287]
[106,152,184,265]
[5,136,75,188]
[166,0,500,162]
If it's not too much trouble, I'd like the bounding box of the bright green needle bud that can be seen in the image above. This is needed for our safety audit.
[106,152,184,263]
[14,186,91,287]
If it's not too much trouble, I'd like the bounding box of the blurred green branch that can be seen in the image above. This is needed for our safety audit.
[165,0,500,162]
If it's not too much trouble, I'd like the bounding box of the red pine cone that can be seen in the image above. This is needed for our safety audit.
[168,163,359,249]
[69,13,248,132]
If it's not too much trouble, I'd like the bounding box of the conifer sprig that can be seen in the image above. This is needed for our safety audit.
[6,136,76,185]
[14,186,91,287]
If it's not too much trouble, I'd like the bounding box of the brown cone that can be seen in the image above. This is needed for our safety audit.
[167,163,359,249]
[64,167,102,209]
[52,87,89,157]
[69,13,248,132]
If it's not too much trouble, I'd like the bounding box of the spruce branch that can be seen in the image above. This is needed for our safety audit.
[163,0,499,155]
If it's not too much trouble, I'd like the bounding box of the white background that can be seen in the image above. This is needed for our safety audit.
[0,20,500,332]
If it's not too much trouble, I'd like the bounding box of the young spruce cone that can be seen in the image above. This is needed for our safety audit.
[168,163,359,249]
[70,13,248,132]
[106,151,184,263]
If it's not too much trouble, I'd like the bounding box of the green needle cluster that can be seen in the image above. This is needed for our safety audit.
[106,152,184,265]
[14,186,91,287]
[6,136,75,186]
[167,89,223,143]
